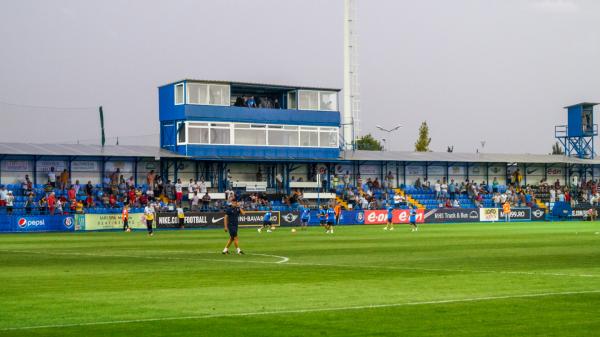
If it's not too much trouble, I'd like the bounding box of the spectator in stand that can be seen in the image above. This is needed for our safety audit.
[434,180,441,199]
[448,179,456,200]
[198,177,207,194]
[441,180,448,199]
[492,177,499,193]
[0,185,7,208]
[68,186,76,203]
[75,200,84,214]
[332,175,339,189]
[59,169,69,190]
[492,193,501,208]
[393,192,402,208]
[444,198,452,208]
[201,191,211,211]
[101,193,109,207]
[414,177,422,190]
[22,175,33,195]
[189,191,199,211]
[246,96,256,108]
[385,171,394,189]
[85,181,94,196]
[86,194,95,208]
[110,168,120,186]
[6,191,14,215]
[38,195,47,214]
[474,193,483,208]
[25,193,34,214]
[48,192,56,215]
[452,199,460,208]
[44,180,53,193]
[127,176,135,189]
[175,179,183,205]
[109,193,117,208]
[73,180,80,195]
[147,170,155,187]
[102,175,111,192]
[187,179,196,208]
[276,173,283,191]
[48,167,57,188]
[56,199,64,215]
[373,178,380,189]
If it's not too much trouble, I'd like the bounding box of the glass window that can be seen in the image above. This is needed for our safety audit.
[211,123,230,127]
[177,123,186,143]
[298,90,319,110]
[300,131,318,147]
[235,128,266,146]
[319,91,337,111]
[174,83,184,105]
[269,130,299,146]
[209,84,230,106]
[319,131,338,148]
[210,128,230,144]
[188,128,209,144]
[287,91,297,109]
[187,83,208,104]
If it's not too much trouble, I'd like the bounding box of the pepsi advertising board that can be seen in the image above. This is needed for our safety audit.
[2,215,75,232]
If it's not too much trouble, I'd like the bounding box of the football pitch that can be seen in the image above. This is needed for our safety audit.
[1,222,599,337]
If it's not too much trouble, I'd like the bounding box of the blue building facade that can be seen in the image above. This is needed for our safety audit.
[159,80,342,160]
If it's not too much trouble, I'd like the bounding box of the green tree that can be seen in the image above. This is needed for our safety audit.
[414,121,431,152]
[551,141,565,155]
[355,134,383,151]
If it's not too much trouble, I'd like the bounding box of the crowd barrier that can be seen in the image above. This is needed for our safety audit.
[0,207,558,233]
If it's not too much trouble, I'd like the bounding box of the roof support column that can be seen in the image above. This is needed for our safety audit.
[403,162,407,188]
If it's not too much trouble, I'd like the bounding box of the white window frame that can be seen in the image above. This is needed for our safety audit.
[174,83,185,105]
[186,83,209,105]
[297,90,338,111]
[181,121,339,148]
[184,82,231,107]
[176,121,187,145]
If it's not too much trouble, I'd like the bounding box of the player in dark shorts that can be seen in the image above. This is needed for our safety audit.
[223,200,246,255]
[258,208,272,233]
[326,206,335,234]
[319,206,327,228]
[409,206,418,232]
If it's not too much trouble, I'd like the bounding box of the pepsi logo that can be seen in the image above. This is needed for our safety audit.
[17,218,27,228]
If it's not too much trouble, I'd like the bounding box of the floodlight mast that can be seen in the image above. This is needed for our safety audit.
[343,0,360,149]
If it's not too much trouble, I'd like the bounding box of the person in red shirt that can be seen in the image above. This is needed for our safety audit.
[68,187,76,203]
[86,195,95,208]
[128,188,136,205]
[47,192,56,215]
[109,194,117,208]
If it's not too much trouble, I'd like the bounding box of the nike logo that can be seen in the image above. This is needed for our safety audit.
[526,169,538,175]
[211,217,225,223]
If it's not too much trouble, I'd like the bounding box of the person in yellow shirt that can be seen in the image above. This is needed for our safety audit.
[75,200,84,214]
[502,201,511,222]
[176,206,185,229]
[144,204,155,236]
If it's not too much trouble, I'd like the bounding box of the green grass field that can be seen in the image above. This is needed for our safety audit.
[1,222,599,337]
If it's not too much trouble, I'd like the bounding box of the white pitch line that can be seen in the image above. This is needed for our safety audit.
[1,249,597,278]
[1,290,599,331]
[0,249,289,265]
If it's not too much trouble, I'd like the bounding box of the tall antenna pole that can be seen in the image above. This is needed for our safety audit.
[343,0,360,149]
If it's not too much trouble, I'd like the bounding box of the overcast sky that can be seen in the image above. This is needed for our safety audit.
[1,0,599,154]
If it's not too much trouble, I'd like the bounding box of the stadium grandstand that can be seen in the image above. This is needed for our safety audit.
[0,79,598,223]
